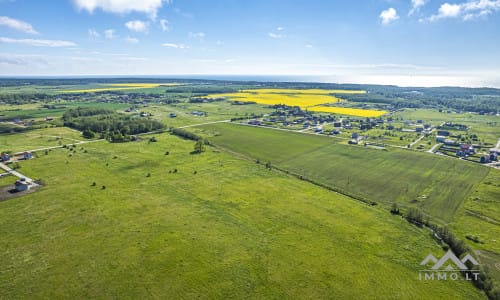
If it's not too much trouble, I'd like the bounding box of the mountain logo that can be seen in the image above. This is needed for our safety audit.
[419,250,480,281]
[420,250,479,271]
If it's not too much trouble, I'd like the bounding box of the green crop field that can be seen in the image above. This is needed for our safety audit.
[197,123,490,223]
[0,132,484,299]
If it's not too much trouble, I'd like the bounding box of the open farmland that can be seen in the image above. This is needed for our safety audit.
[61,83,181,93]
[197,123,489,223]
[213,88,387,117]
[0,133,483,299]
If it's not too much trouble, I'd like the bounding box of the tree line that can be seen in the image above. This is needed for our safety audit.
[63,107,165,142]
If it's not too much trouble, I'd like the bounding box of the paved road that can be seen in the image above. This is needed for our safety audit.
[178,120,231,129]
[0,162,37,185]
[428,143,442,153]
[13,139,105,156]
[496,138,500,150]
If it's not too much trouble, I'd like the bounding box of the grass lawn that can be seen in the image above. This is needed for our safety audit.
[0,133,484,299]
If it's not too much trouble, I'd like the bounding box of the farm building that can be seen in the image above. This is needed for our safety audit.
[15,178,31,192]
[437,130,450,136]
[23,152,33,160]
[169,113,177,118]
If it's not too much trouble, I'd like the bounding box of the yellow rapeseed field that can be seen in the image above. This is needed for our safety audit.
[215,88,387,117]
[240,89,367,95]
[308,106,387,117]
[62,83,180,93]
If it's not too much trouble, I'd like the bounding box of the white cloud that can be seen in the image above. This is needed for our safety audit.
[104,29,117,39]
[425,0,500,22]
[0,53,47,66]
[0,37,76,47]
[189,32,205,41]
[409,0,427,16]
[305,44,313,48]
[124,36,139,44]
[72,0,168,19]
[162,43,188,49]
[268,27,286,39]
[88,28,100,38]
[0,16,38,34]
[160,19,170,32]
[380,8,399,25]
[268,32,285,39]
[125,20,149,33]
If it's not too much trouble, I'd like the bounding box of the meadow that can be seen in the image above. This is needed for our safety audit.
[0,102,129,121]
[0,132,483,299]
[0,127,86,153]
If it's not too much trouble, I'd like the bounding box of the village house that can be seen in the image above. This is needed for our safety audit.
[15,178,31,192]
[1,152,10,162]
[437,130,450,136]
[480,155,491,164]
[23,152,33,160]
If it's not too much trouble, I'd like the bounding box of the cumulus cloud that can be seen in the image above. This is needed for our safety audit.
[0,37,76,47]
[160,19,170,32]
[125,20,149,33]
[72,0,169,19]
[380,8,399,25]
[425,0,500,22]
[88,28,100,38]
[162,43,188,49]
[409,0,427,15]
[0,16,38,34]
[104,29,117,39]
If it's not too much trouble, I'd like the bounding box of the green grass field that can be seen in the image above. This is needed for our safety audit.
[0,133,484,299]
[0,102,129,121]
[0,127,87,153]
[198,123,489,223]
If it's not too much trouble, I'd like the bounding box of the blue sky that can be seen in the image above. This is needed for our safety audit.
[0,0,500,87]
